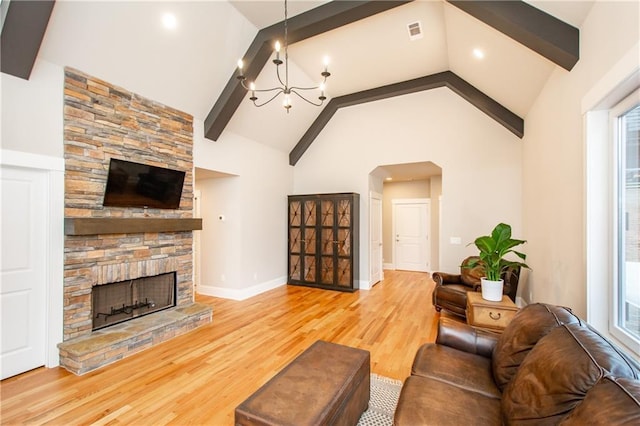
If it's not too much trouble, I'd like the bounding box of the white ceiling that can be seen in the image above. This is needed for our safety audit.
[37,0,595,164]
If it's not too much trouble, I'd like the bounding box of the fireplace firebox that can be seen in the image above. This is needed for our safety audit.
[92,272,176,331]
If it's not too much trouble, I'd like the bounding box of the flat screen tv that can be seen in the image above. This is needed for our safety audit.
[102,158,186,209]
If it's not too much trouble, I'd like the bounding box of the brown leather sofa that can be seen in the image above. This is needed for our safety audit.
[432,256,520,318]
[394,303,640,425]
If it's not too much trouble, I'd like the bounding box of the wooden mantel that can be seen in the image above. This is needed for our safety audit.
[64,218,203,236]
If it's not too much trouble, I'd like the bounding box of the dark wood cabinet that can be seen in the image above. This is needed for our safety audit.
[288,193,359,292]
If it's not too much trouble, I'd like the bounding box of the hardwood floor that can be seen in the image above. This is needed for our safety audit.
[1,270,444,425]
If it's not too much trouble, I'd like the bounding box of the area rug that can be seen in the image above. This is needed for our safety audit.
[357,373,403,426]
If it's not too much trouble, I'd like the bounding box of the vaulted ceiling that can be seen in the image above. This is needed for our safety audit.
[2,0,595,164]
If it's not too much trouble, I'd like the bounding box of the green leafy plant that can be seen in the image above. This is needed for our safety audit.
[467,223,530,281]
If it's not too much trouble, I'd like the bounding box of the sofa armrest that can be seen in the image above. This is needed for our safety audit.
[435,318,499,358]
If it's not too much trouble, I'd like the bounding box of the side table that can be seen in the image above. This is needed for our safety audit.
[466,291,518,332]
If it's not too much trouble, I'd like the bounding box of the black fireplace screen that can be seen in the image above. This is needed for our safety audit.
[92,272,176,331]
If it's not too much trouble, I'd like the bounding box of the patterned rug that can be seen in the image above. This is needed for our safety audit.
[358,374,404,426]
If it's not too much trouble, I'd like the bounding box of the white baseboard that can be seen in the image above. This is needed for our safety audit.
[359,280,372,290]
[383,263,394,270]
[197,276,286,301]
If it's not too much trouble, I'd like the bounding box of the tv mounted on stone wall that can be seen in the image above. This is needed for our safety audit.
[102,158,185,209]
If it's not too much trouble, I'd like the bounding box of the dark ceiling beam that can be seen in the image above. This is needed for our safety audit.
[1,0,55,80]
[204,1,412,142]
[447,0,579,71]
[288,71,523,166]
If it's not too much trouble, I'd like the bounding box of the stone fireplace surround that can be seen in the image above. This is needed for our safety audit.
[59,68,211,375]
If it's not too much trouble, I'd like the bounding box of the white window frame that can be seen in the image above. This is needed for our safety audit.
[584,42,640,360]
[609,89,640,350]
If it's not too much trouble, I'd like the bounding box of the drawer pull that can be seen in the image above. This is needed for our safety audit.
[489,312,502,320]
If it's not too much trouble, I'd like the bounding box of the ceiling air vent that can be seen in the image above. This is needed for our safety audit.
[407,21,423,41]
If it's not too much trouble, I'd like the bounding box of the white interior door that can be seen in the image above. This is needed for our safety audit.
[370,192,383,286]
[393,199,430,272]
[1,166,47,379]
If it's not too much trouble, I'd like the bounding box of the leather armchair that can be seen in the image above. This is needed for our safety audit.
[432,256,520,318]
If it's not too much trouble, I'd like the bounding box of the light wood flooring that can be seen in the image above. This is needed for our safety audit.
[1,270,445,425]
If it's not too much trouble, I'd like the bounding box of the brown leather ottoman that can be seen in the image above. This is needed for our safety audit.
[235,340,370,426]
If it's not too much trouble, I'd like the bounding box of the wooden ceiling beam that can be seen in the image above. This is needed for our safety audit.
[1,0,55,80]
[447,0,579,71]
[288,71,524,166]
[204,1,411,142]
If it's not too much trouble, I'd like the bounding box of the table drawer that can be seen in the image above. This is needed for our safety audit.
[467,305,517,330]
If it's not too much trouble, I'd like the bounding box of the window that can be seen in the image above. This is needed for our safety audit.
[610,89,640,348]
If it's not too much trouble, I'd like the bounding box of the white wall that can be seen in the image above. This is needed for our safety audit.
[522,0,640,318]
[195,175,243,294]
[1,59,64,157]
[293,88,523,284]
[194,123,294,299]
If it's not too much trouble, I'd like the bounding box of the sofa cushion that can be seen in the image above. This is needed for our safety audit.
[394,375,501,426]
[559,376,640,425]
[411,343,501,399]
[492,303,582,391]
[502,324,640,424]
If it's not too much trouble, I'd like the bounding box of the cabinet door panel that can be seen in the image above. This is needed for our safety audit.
[304,201,316,226]
[290,228,301,253]
[304,255,316,282]
[290,201,301,226]
[321,200,334,226]
[303,228,316,255]
[320,257,334,285]
[337,258,352,287]
[337,199,351,227]
[337,228,351,256]
[290,256,301,281]
[321,228,335,256]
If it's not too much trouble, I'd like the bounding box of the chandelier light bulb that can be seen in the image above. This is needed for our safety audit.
[283,93,292,112]
[249,82,256,91]
[237,59,244,71]
[275,41,281,61]
[319,82,326,101]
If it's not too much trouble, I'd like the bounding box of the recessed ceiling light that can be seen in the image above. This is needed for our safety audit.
[473,48,485,59]
[162,13,178,30]
[385,177,393,181]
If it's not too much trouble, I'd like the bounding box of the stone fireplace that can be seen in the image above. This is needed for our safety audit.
[58,68,211,375]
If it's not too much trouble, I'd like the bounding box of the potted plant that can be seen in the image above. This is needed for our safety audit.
[467,223,530,301]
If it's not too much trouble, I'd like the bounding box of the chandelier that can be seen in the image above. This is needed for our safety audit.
[236,0,331,112]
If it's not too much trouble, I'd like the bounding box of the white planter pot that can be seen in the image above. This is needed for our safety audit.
[481,278,504,301]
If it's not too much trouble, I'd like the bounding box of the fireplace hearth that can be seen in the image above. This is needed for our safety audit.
[92,272,176,331]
